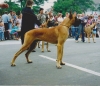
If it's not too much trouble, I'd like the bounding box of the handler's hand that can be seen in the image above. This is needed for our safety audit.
[40,24,46,28]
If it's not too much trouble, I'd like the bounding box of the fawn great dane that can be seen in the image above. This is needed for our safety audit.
[84,22,97,43]
[11,12,76,69]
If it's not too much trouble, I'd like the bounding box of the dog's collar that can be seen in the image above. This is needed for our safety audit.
[60,24,69,28]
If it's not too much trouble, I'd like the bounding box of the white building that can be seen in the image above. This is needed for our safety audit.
[85,0,100,16]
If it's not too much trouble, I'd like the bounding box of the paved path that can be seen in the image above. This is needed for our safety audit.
[0,38,100,85]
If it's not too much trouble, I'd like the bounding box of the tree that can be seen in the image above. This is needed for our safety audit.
[17,0,48,9]
[17,0,48,14]
[0,1,21,15]
[97,4,100,11]
[53,0,95,16]
[0,0,49,15]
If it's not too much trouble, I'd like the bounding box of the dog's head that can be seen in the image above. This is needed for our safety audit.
[69,12,77,25]
[90,21,97,29]
[61,11,77,27]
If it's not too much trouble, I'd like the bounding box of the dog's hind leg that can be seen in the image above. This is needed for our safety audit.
[11,43,30,66]
[11,34,34,66]
[25,40,38,63]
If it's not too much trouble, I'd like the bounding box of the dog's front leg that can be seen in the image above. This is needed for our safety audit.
[41,41,44,52]
[92,34,96,43]
[87,34,90,43]
[46,42,51,52]
[38,41,40,48]
[56,44,62,69]
[60,45,65,65]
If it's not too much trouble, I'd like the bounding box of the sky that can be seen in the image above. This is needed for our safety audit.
[41,0,57,11]
[0,0,57,11]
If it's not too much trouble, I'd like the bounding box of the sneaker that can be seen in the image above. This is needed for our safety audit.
[75,40,79,43]
[83,40,87,43]
[32,50,36,52]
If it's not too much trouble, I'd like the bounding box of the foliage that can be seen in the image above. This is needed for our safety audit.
[53,0,95,16]
[0,0,48,15]
[97,4,100,11]
[32,6,40,14]
[17,0,48,8]
[0,1,21,15]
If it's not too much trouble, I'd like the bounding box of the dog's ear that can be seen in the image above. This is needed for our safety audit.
[69,10,73,19]
[73,12,77,17]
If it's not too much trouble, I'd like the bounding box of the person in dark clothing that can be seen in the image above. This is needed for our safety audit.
[80,14,88,42]
[73,17,82,42]
[21,0,41,52]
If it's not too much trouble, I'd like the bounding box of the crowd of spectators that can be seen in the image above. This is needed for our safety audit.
[0,8,100,42]
[0,11,22,41]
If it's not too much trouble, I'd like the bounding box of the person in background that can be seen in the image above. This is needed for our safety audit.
[21,0,42,52]
[71,25,76,38]
[1,11,9,40]
[8,10,13,30]
[85,16,92,27]
[8,10,13,39]
[64,12,69,19]
[0,21,5,41]
[10,23,20,40]
[0,15,2,22]
[80,13,88,42]
[16,14,22,38]
[37,8,46,25]
[57,13,63,24]
[96,15,100,37]
[16,14,22,29]
[37,8,51,52]
[92,21,97,41]
[12,11,17,26]
[73,15,82,42]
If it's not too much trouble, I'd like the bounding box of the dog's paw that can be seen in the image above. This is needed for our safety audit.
[47,50,51,52]
[60,62,65,65]
[56,63,62,69]
[11,63,16,67]
[41,51,44,53]
[56,65,62,69]
[27,60,33,63]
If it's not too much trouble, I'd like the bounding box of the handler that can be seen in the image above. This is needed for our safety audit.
[21,0,42,52]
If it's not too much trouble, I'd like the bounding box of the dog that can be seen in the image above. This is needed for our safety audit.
[37,41,51,52]
[37,20,51,52]
[37,17,58,52]
[11,12,76,69]
[84,22,97,43]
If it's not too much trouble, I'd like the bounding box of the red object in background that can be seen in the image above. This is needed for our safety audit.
[0,3,9,8]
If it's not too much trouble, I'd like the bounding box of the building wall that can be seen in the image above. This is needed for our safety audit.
[85,0,100,16]
[93,0,100,4]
